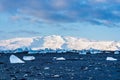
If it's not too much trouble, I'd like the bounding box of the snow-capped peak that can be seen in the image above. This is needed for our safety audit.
[0,35,120,51]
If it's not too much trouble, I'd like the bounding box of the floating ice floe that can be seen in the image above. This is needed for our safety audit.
[23,56,35,61]
[10,55,25,63]
[114,51,119,54]
[106,57,117,61]
[53,75,60,78]
[54,57,66,61]
[44,67,50,70]
[79,50,87,54]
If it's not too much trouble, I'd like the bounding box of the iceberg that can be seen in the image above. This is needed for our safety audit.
[114,51,119,54]
[23,56,35,61]
[79,50,87,55]
[55,57,66,61]
[10,55,25,63]
[106,57,117,61]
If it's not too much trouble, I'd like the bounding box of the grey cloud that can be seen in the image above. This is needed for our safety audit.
[1,0,120,27]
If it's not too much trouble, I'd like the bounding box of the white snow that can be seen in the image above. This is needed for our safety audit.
[0,35,120,51]
[0,37,33,50]
[23,56,35,61]
[55,57,66,61]
[106,57,117,61]
[43,35,65,49]
[10,55,25,63]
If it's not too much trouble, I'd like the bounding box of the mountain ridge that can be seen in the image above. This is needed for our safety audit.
[0,35,120,51]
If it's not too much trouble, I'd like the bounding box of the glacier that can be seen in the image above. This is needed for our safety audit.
[0,35,120,51]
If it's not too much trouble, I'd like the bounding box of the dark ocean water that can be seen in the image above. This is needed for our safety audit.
[0,53,120,80]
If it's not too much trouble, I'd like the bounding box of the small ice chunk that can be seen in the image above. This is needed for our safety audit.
[10,55,25,63]
[55,57,66,61]
[44,67,50,70]
[79,51,86,55]
[114,51,119,54]
[23,74,28,77]
[23,56,35,61]
[53,75,60,78]
[106,57,117,61]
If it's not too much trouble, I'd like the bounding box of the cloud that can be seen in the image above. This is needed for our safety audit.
[11,15,21,21]
[50,0,68,10]
[9,30,41,35]
[1,0,120,27]
[89,0,107,3]
[0,30,5,33]
[0,3,3,12]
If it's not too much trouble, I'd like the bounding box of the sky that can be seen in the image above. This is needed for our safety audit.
[0,0,120,41]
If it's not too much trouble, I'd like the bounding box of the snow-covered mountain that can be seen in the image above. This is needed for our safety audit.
[0,35,120,51]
